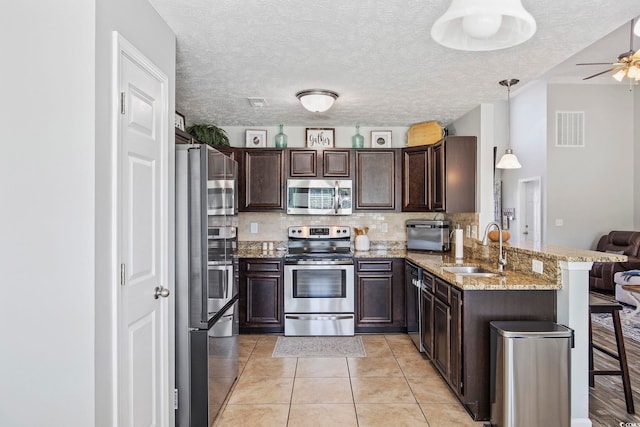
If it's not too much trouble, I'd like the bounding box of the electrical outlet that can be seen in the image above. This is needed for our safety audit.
[250,222,258,233]
[381,223,388,233]
[532,259,544,274]
[555,219,564,227]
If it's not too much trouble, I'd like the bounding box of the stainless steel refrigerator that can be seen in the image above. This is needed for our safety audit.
[175,144,239,427]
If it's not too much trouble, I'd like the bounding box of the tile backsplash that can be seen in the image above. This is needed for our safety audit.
[237,212,478,243]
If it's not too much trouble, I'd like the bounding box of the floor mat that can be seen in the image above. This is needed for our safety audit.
[272,336,366,357]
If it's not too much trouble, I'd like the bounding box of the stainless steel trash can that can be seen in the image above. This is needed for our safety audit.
[489,321,573,427]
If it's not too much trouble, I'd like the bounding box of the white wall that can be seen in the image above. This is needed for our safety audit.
[546,84,634,249]
[95,0,176,425]
[500,80,547,245]
[450,104,499,229]
[0,2,96,426]
[0,1,174,427]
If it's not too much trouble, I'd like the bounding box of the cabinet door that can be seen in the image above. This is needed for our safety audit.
[240,149,285,211]
[421,287,434,359]
[402,147,430,211]
[450,287,462,394]
[430,142,445,211]
[355,259,404,332]
[433,297,450,378]
[239,259,283,332]
[323,150,351,177]
[355,150,399,211]
[289,149,318,177]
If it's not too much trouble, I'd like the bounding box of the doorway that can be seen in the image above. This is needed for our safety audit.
[517,176,542,245]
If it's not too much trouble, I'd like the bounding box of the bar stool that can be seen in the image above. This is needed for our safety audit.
[589,293,635,414]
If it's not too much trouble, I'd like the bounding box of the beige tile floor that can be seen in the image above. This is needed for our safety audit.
[214,334,485,427]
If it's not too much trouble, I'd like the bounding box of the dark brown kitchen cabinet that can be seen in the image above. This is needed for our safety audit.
[239,149,285,211]
[431,136,476,212]
[422,275,556,421]
[355,258,405,333]
[433,291,450,379]
[239,259,284,333]
[288,149,351,178]
[420,271,435,359]
[354,149,400,211]
[401,136,476,213]
[402,146,430,211]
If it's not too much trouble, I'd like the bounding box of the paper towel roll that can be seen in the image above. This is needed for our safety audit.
[454,229,464,259]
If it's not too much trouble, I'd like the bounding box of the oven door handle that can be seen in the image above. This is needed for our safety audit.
[334,180,339,214]
[285,314,354,321]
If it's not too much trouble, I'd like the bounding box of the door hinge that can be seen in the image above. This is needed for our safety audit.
[120,92,126,115]
[120,263,126,286]
[174,388,178,410]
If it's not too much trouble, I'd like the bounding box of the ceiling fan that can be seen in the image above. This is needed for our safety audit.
[577,18,640,81]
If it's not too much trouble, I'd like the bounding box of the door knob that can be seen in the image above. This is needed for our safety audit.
[154,286,170,299]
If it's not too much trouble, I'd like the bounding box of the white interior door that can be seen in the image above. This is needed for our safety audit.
[116,34,170,427]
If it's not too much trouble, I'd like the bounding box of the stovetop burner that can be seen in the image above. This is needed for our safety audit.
[286,225,353,264]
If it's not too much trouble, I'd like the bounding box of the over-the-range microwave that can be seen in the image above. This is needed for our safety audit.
[286,179,352,215]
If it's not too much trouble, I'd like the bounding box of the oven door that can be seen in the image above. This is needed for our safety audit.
[284,263,354,313]
[206,263,235,318]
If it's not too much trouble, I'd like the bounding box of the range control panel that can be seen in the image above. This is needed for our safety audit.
[288,226,351,239]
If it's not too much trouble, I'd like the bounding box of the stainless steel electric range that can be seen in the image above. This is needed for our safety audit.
[283,226,355,336]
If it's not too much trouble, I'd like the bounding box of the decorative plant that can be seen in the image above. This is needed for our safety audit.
[186,124,230,146]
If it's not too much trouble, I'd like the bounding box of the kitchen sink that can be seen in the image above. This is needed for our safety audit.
[442,266,500,277]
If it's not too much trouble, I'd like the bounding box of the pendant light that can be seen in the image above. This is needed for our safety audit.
[296,89,339,112]
[496,79,522,169]
[431,0,536,51]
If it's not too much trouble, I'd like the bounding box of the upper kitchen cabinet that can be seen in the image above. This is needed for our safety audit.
[239,149,285,211]
[288,149,351,178]
[354,149,400,211]
[402,136,476,213]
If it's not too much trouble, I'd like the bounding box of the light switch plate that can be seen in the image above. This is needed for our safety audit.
[250,222,258,233]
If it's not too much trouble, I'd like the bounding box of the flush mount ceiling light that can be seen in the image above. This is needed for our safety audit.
[431,0,536,51]
[496,79,522,169]
[296,89,339,113]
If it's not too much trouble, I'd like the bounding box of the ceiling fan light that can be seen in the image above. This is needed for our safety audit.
[431,0,536,51]
[296,89,339,112]
[627,65,640,80]
[612,69,626,82]
[496,149,522,169]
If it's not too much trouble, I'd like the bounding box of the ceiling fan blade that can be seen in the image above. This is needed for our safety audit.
[576,62,614,65]
[582,68,615,80]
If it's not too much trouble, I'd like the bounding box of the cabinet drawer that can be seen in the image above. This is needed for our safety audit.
[434,278,450,304]
[422,271,434,293]
[357,260,393,272]
[244,260,282,272]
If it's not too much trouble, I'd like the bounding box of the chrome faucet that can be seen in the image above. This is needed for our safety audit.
[481,221,507,272]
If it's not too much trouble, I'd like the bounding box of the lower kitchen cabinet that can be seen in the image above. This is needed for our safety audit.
[355,258,405,333]
[420,271,435,359]
[239,258,284,333]
[420,273,556,421]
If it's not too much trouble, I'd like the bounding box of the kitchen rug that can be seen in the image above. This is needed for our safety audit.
[272,336,366,357]
[591,305,640,342]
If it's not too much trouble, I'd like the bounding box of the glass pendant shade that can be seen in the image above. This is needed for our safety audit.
[296,89,339,112]
[352,125,364,148]
[496,149,522,169]
[496,79,522,169]
[275,124,288,148]
[431,0,536,51]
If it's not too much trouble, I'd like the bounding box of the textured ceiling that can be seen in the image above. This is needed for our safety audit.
[148,0,639,127]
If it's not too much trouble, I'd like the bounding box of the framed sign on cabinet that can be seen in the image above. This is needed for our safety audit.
[306,128,335,148]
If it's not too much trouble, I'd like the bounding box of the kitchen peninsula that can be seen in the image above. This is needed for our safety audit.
[238,237,624,424]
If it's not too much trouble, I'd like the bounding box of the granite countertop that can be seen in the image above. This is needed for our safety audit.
[238,239,623,291]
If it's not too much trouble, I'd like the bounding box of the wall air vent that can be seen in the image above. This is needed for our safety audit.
[556,111,585,147]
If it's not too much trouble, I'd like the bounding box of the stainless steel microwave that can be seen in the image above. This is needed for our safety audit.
[287,179,352,215]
